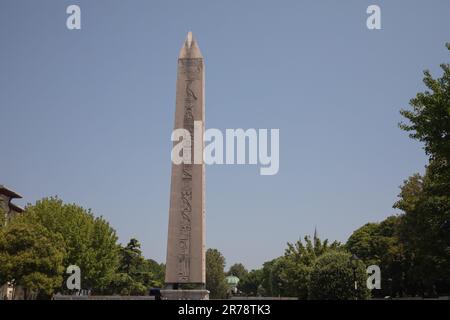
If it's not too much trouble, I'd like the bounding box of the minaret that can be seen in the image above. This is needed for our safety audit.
[313,226,319,245]
[164,32,206,290]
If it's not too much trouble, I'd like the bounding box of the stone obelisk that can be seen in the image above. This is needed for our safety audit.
[163,32,207,299]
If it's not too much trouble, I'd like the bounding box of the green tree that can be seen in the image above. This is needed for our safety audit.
[399,43,450,165]
[346,216,407,297]
[346,223,381,266]
[238,269,263,296]
[144,259,165,288]
[260,257,284,297]
[277,236,341,298]
[0,220,66,299]
[107,273,147,296]
[227,263,248,280]
[110,239,165,294]
[395,42,450,296]
[108,238,147,295]
[137,259,165,289]
[394,172,450,296]
[309,251,370,300]
[206,248,228,299]
[22,197,120,293]
[119,238,143,274]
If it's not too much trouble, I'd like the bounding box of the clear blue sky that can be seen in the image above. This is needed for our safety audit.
[1,0,449,270]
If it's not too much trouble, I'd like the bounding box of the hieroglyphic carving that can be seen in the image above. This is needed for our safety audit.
[184,104,194,122]
[182,164,193,179]
[180,59,202,80]
[177,59,202,282]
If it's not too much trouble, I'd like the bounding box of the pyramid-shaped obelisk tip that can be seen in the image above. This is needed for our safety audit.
[186,31,193,48]
[179,31,203,59]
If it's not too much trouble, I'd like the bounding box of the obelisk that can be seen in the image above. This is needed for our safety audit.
[163,32,206,298]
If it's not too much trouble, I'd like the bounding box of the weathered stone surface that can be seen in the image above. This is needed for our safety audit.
[165,32,206,286]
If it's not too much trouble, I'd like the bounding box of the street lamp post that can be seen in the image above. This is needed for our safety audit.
[350,254,360,300]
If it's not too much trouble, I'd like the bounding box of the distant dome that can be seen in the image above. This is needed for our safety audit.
[225,275,240,285]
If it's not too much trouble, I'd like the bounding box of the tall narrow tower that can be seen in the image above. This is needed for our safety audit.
[164,32,206,290]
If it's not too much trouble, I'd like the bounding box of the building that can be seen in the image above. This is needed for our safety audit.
[225,275,240,295]
[0,184,24,226]
[0,185,25,300]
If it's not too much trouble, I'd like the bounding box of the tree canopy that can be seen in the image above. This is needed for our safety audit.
[309,251,370,300]
[0,220,66,299]
[395,43,450,296]
[2,198,165,297]
[107,238,165,295]
[227,263,248,280]
[206,248,228,299]
[22,197,120,293]
[399,43,450,164]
